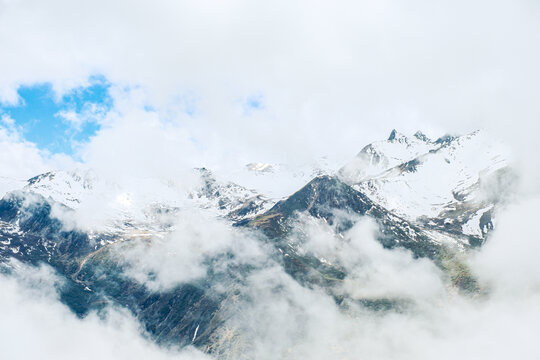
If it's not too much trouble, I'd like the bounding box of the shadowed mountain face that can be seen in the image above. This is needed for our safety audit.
[242,175,460,289]
[247,175,439,255]
[0,130,513,355]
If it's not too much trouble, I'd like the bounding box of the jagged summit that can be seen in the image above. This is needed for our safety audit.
[388,129,433,143]
[5,129,506,243]
[413,131,430,142]
[24,169,99,209]
[0,127,514,355]
[387,129,408,142]
[434,134,457,144]
[341,129,439,183]
[339,129,510,238]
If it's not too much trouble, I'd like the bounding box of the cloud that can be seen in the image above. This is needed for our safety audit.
[215,212,540,359]
[0,115,80,198]
[0,115,49,181]
[472,197,540,296]
[0,260,211,360]
[119,237,213,292]
[1,1,540,359]
[117,208,266,291]
[0,0,538,171]
[0,116,77,197]
[289,215,445,300]
[55,103,106,132]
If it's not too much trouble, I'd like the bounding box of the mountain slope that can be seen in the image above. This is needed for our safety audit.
[0,129,513,355]
[339,130,512,241]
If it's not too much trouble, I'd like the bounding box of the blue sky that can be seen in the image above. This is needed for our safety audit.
[0,76,112,155]
[0,76,267,158]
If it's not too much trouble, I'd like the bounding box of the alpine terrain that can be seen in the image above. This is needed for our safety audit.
[0,129,514,356]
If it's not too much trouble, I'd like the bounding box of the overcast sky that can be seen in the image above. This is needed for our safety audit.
[1,2,540,359]
[1,0,539,181]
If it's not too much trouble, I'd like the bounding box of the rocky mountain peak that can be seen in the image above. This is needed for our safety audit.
[413,131,430,142]
[387,129,408,142]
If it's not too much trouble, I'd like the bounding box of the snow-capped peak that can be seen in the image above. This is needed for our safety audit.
[24,169,99,209]
[338,129,438,182]
[339,130,511,238]
[413,131,430,142]
[387,129,408,142]
[17,166,276,233]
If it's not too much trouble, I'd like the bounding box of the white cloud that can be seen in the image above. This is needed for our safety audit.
[0,116,78,197]
[0,116,48,181]
[472,197,540,296]
[56,102,107,131]
[218,213,540,359]
[118,208,266,291]
[290,215,445,300]
[0,261,211,360]
[0,118,55,197]
[78,93,201,180]
[0,0,538,171]
[1,1,540,358]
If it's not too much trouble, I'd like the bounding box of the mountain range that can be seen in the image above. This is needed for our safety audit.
[0,129,514,356]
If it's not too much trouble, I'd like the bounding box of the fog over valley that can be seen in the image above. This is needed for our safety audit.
[1,0,539,359]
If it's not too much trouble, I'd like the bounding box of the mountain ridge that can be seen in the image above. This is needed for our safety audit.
[0,129,513,355]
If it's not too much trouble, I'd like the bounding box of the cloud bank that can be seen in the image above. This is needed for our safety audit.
[1,0,540,359]
[1,0,539,175]
[0,261,210,360]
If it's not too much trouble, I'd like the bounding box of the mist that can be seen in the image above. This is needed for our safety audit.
[1,0,540,359]
[0,260,211,360]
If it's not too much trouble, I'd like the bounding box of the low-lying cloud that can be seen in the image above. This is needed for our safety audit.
[0,0,539,358]
[117,208,266,291]
[2,178,540,359]
[216,212,540,359]
[0,260,211,360]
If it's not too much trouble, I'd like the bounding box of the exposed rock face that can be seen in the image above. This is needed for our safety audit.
[0,130,514,355]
